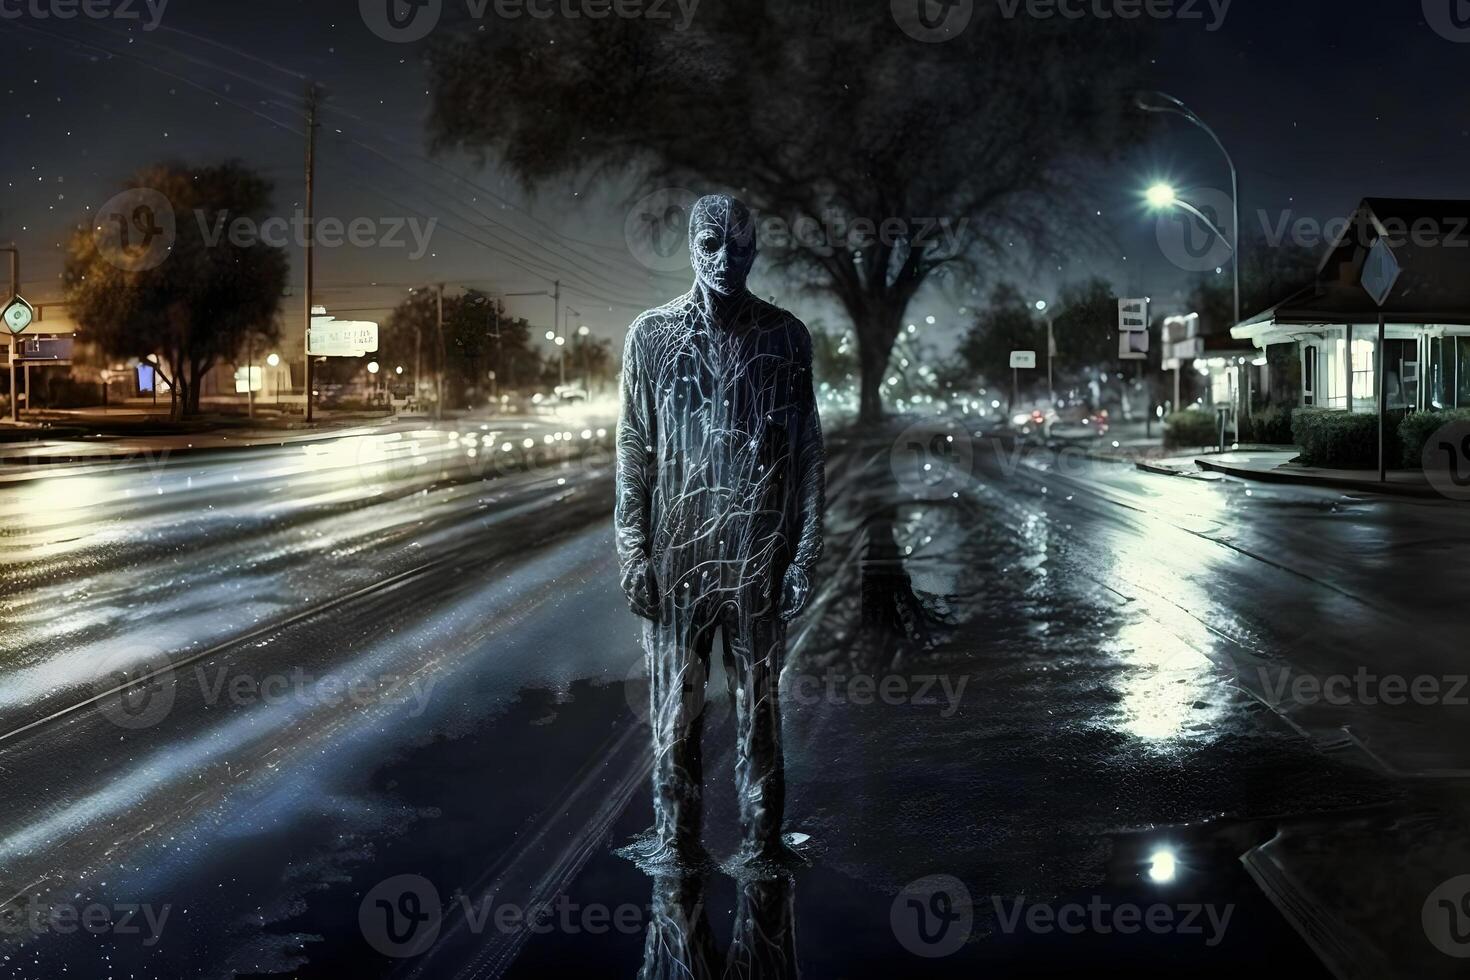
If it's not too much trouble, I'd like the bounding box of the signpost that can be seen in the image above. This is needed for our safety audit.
[1010,350,1036,413]
[1361,238,1401,483]
[1118,298,1149,361]
[308,308,380,358]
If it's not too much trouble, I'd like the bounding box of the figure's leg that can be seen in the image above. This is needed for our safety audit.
[646,608,715,864]
[722,605,787,859]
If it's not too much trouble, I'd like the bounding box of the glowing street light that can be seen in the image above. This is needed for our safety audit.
[367,361,380,374]
[577,324,590,337]
[545,330,556,341]
[1143,183,1236,258]
[1145,183,1176,209]
[266,352,281,367]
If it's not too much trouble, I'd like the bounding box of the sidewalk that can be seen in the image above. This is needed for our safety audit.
[1136,448,1443,498]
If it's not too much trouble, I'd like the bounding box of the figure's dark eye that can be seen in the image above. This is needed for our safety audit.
[696,234,720,254]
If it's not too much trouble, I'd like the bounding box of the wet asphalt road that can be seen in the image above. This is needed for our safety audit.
[0,418,1465,977]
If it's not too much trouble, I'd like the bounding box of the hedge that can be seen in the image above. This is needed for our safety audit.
[1240,404,1294,446]
[1398,408,1470,468]
[1291,407,1405,469]
[1164,409,1218,449]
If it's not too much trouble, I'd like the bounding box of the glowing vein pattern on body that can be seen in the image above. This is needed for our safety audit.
[616,195,825,868]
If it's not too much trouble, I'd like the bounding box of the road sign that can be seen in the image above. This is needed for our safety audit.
[308,312,379,357]
[3,295,35,335]
[1010,350,1037,369]
[1361,238,1401,308]
[1118,298,1149,361]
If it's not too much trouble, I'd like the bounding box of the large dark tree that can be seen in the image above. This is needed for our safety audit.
[64,162,288,418]
[424,2,1154,422]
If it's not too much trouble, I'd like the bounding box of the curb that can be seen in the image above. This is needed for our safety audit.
[1193,458,1443,499]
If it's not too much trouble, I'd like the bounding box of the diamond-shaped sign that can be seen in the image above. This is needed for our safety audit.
[3,295,34,335]
[1361,238,1401,308]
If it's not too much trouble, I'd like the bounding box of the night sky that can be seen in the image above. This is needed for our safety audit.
[2,0,1467,349]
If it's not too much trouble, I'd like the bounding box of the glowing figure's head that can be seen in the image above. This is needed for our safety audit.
[688,194,757,296]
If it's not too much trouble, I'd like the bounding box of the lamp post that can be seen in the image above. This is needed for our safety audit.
[1136,91,1241,327]
[2,246,18,422]
[1034,299,1056,406]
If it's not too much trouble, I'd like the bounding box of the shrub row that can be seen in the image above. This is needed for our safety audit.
[1163,409,1218,449]
[1399,408,1470,468]
[1291,408,1405,469]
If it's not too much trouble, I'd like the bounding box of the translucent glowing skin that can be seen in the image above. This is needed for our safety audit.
[616,194,825,863]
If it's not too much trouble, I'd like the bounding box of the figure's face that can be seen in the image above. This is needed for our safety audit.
[688,195,757,296]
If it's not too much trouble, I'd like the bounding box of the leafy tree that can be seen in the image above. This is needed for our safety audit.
[424,2,1154,422]
[381,287,543,406]
[808,321,858,393]
[1050,278,1120,377]
[565,334,614,393]
[957,283,1043,405]
[64,161,288,418]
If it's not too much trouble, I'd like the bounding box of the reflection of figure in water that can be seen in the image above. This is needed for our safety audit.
[639,875,718,980]
[616,194,825,868]
[638,874,799,980]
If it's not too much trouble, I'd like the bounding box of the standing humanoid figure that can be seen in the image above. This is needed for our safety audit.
[616,194,825,868]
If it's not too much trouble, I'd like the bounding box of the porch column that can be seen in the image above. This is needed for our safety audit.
[1344,324,1353,410]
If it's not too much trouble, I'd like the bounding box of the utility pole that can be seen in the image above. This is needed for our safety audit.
[303,81,319,423]
[553,279,562,389]
[490,303,501,404]
[435,282,445,421]
[247,334,255,420]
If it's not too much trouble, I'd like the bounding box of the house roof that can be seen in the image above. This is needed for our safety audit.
[1232,198,1470,339]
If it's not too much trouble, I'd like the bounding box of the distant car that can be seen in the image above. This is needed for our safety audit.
[1050,407,1110,442]
[1009,406,1057,443]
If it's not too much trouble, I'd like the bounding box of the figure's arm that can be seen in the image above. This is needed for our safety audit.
[615,322,659,619]
[781,324,825,620]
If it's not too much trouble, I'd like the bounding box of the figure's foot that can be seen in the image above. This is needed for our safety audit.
[729,832,813,877]
[614,828,712,875]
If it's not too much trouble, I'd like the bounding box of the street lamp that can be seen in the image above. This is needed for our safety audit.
[1034,300,1056,404]
[1136,91,1241,326]
[1143,182,1237,258]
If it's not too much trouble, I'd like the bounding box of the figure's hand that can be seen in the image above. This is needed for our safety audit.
[778,565,812,623]
[621,558,659,622]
